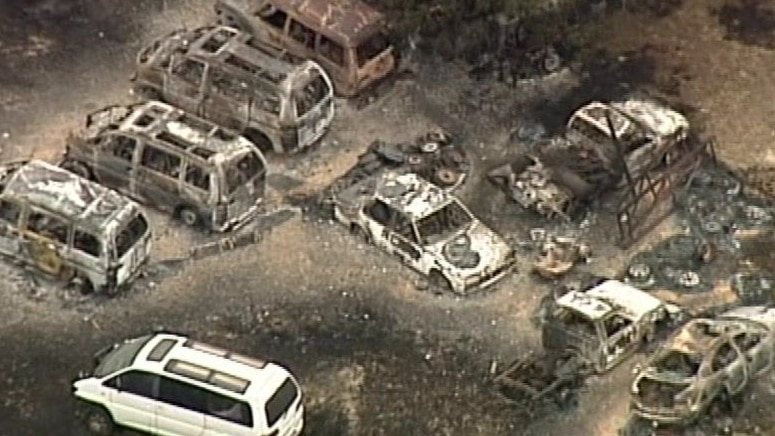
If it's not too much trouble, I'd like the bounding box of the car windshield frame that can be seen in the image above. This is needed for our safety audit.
[415,200,474,246]
[224,150,266,196]
[93,334,155,378]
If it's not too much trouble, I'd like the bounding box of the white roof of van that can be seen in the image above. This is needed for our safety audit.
[131,333,294,402]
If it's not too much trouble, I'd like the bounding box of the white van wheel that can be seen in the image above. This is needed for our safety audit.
[178,207,200,228]
[83,405,114,436]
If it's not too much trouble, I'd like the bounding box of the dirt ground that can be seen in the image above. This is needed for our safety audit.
[1,0,775,435]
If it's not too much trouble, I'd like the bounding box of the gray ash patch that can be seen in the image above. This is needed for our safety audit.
[713,0,775,50]
[204,298,528,435]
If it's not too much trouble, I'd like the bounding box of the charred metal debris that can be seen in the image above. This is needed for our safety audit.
[489,97,714,248]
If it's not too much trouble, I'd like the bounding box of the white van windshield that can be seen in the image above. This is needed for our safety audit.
[225,152,266,195]
[115,214,149,258]
[294,72,330,117]
[93,335,154,378]
[265,377,298,428]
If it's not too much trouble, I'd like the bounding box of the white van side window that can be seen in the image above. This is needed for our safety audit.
[27,210,69,244]
[105,370,157,398]
[205,390,253,426]
[0,199,21,225]
[73,229,101,257]
[141,145,182,179]
[185,162,210,191]
[257,5,287,29]
[319,35,345,66]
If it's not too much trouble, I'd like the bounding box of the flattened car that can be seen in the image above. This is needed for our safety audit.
[631,306,775,425]
[333,171,516,294]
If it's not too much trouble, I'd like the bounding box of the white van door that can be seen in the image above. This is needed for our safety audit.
[103,370,158,433]
[155,376,206,436]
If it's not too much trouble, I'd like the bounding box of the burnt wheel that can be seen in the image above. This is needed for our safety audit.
[428,270,453,293]
[82,405,114,436]
[133,85,161,101]
[177,206,200,228]
[61,160,94,180]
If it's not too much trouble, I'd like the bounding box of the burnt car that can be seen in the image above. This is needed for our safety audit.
[61,100,268,233]
[631,306,775,425]
[332,171,516,294]
[0,160,151,293]
[132,24,335,154]
[543,279,679,373]
[488,98,690,220]
[214,0,397,98]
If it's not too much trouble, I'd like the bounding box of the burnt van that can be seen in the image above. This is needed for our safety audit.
[0,160,151,294]
[215,0,397,98]
[61,101,268,233]
[132,24,335,154]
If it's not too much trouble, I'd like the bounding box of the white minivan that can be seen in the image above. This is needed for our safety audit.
[72,332,304,436]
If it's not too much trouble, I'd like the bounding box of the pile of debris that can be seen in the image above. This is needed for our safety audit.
[526,228,591,280]
[328,130,471,198]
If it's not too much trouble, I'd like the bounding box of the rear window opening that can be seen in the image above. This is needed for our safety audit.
[226,152,266,195]
[356,32,390,67]
[265,378,299,428]
[115,214,149,258]
[294,73,329,116]
[654,350,701,377]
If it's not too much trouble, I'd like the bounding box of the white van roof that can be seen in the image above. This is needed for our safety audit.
[131,333,295,402]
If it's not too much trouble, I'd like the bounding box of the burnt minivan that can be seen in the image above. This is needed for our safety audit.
[132,24,335,154]
[0,160,151,294]
[61,100,268,233]
[214,0,396,98]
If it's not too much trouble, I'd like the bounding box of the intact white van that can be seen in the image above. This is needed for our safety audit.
[72,332,304,436]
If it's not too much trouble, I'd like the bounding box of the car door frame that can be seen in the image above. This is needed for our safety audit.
[101,370,159,433]
[201,65,252,132]
[135,143,185,214]
[94,133,140,197]
[600,312,641,369]
[165,55,209,117]
[0,198,24,259]
[155,375,207,436]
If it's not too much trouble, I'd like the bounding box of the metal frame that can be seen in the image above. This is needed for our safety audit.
[614,134,717,248]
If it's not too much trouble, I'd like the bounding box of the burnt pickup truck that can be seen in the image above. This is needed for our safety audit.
[495,279,681,402]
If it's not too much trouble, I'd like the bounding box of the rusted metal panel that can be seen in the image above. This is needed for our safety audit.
[271,0,385,45]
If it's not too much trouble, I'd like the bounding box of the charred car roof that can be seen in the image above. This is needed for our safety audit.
[665,317,768,357]
[148,25,310,91]
[255,0,385,45]
[556,279,664,321]
[83,101,254,160]
[571,99,689,140]
[375,172,455,220]
[0,160,138,232]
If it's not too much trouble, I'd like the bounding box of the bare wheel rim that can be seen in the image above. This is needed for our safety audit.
[179,208,199,227]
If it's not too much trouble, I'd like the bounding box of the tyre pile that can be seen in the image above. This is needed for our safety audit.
[623,166,775,305]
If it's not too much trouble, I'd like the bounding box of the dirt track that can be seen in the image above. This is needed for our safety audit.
[1,1,775,435]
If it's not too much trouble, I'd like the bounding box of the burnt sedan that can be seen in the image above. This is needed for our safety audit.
[631,306,775,425]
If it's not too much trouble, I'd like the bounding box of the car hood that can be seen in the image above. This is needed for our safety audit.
[427,222,512,277]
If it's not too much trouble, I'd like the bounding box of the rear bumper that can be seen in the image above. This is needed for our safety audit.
[213,199,263,233]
